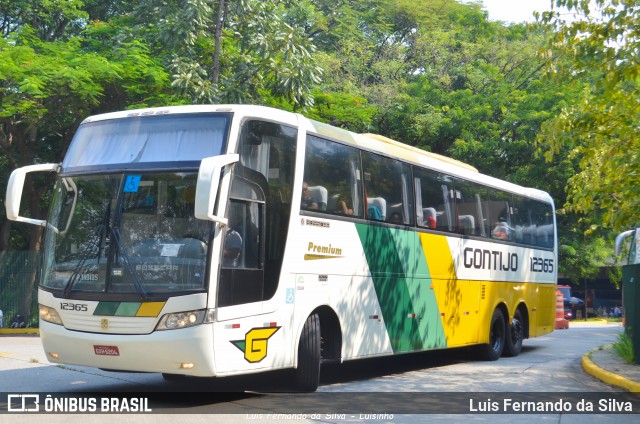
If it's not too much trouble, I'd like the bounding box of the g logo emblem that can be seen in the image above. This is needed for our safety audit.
[231,327,280,363]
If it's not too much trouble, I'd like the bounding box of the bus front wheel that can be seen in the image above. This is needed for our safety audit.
[481,308,506,361]
[293,313,321,392]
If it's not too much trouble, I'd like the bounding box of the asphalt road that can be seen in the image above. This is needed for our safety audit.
[0,322,637,423]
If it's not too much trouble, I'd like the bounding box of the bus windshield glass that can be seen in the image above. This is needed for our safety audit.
[41,172,213,296]
[62,113,229,168]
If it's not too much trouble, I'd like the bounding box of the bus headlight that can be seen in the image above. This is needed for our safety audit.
[39,304,63,325]
[156,309,214,331]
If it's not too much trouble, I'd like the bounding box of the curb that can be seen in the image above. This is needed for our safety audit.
[0,328,39,335]
[582,352,640,393]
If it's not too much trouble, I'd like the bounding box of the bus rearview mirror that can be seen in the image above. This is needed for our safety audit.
[6,163,60,227]
[194,154,239,225]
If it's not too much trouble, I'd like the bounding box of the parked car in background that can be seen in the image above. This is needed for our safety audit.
[557,285,584,320]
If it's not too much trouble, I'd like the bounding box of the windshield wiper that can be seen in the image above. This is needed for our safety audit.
[62,224,104,297]
[63,191,113,297]
[111,226,148,300]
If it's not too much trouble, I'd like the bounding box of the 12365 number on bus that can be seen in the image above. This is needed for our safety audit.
[529,257,554,273]
[60,302,89,312]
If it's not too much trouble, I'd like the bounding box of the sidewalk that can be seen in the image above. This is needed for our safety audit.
[572,321,640,393]
[583,346,640,392]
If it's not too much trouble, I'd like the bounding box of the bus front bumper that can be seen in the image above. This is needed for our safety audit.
[39,320,216,376]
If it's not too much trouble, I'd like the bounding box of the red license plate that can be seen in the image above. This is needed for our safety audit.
[94,345,120,356]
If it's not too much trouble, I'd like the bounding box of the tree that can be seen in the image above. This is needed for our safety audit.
[0,0,89,40]
[132,0,322,107]
[0,24,171,314]
[539,0,640,232]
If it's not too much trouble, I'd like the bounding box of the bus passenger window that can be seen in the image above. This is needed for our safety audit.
[414,168,453,232]
[362,151,413,225]
[454,179,489,237]
[303,135,362,218]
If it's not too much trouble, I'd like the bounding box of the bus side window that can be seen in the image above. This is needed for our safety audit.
[454,179,489,237]
[487,189,513,242]
[529,199,555,248]
[414,168,453,232]
[362,151,413,225]
[303,135,362,218]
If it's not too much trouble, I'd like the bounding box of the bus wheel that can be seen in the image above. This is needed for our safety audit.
[481,308,505,361]
[294,313,321,392]
[503,309,524,357]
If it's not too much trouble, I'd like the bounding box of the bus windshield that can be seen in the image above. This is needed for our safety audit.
[62,113,230,169]
[41,172,213,297]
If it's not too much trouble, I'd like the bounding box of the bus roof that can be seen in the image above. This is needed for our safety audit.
[305,118,553,204]
[79,104,553,204]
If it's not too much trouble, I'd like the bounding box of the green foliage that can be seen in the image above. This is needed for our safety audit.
[0,0,88,40]
[613,331,635,364]
[539,0,640,231]
[306,90,377,132]
[0,23,171,148]
[558,232,611,282]
[132,0,322,108]
[0,22,172,257]
[0,0,628,289]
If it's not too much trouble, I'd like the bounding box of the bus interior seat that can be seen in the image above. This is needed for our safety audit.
[367,197,386,221]
[387,203,404,223]
[537,224,553,247]
[459,215,475,235]
[521,224,536,245]
[327,194,340,211]
[308,185,327,210]
[180,238,207,259]
[423,207,437,228]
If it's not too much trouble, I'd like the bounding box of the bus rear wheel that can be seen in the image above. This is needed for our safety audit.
[293,313,321,392]
[481,308,505,361]
[503,308,524,357]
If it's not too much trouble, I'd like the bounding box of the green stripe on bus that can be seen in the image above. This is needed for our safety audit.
[94,302,120,316]
[115,302,142,316]
[94,301,141,317]
[389,229,446,350]
[356,224,446,352]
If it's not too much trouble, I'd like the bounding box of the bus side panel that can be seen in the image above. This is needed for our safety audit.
[355,225,446,353]
[530,284,556,337]
[210,308,294,376]
[289,217,396,360]
[289,217,555,362]
[419,233,480,347]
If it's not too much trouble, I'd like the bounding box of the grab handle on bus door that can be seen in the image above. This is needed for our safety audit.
[194,154,239,225]
[6,163,60,227]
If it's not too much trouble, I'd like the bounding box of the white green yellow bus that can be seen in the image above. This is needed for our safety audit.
[5,105,557,391]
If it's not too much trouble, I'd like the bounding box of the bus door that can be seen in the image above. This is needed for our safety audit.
[217,172,266,309]
[201,119,297,373]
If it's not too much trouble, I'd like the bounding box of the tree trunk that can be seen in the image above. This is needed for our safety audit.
[0,219,12,254]
[212,0,227,84]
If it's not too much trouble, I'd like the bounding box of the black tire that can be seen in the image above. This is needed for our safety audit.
[503,308,524,357]
[293,313,321,392]
[481,308,506,361]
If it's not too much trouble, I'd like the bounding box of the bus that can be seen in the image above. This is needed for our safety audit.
[5,105,557,391]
